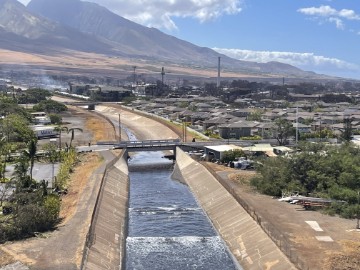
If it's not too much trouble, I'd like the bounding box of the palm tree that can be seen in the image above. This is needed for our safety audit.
[23,139,37,181]
[43,143,60,188]
[67,128,83,148]
[54,125,68,150]
[0,135,7,180]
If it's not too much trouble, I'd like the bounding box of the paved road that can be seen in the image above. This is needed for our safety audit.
[5,163,60,189]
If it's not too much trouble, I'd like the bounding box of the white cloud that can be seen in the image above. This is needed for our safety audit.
[213,47,359,75]
[298,5,337,17]
[328,17,344,29]
[17,0,30,5]
[298,5,360,30]
[18,0,242,30]
[82,0,243,30]
[298,5,360,20]
[338,9,360,20]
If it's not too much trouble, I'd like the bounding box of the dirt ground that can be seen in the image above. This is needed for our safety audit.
[2,102,360,270]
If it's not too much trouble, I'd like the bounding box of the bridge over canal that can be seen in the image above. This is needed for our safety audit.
[97,139,253,155]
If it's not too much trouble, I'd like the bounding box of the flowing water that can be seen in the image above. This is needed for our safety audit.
[125,151,239,270]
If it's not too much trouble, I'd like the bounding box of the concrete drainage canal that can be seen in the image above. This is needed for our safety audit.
[125,150,241,270]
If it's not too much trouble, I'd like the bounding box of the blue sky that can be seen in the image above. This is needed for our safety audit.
[19,0,360,80]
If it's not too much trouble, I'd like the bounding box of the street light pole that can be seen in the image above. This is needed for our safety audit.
[183,122,187,142]
[227,128,230,145]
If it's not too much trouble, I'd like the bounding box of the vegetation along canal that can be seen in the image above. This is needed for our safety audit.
[125,151,240,269]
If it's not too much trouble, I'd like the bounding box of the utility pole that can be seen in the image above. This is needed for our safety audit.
[118,113,121,143]
[319,116,322,142]
[295,107,298,145]
[161,67,165,86]
[357,191,360,229]
[217,57,221,88]
[133,66,137,85]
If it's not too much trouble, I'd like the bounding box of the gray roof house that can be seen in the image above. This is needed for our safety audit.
[218,121,258,139]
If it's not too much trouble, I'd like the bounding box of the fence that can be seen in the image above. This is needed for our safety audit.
[80,150,125,269]
[201,162,309,270]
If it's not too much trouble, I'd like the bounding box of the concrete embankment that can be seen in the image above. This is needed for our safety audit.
[82,151,129,270]
[172,148,296,270]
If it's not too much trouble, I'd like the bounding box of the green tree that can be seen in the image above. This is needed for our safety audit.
[33,100,67,113]
[340,117,353,142]
[14,155,32,191]
[0,96,30,119]
[251,143,360,218]
[1,114,35,143]
[247,110,263,121]
[17,88,52,104]
[273,118,295,146]
[48,114,62,125]
[251,156,294,196]
[221,149,246,163]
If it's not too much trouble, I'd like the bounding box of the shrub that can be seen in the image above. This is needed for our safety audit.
[49,114,62,125]
[240,135,262,140]
[55,149,77,189]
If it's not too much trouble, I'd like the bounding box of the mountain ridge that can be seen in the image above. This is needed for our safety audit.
[0,0,334,80]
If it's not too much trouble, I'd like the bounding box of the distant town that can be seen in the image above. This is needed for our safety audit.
[2,69,360,146]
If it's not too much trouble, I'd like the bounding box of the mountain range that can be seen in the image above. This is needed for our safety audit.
[0,0,333,81]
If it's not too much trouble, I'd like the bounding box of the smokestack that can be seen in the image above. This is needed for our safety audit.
[217,56,221,88]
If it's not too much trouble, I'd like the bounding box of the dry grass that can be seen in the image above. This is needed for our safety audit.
[58,106,111,224]
[0,248,15,266]
[0,49,266,79]
[59,152,102,225]
[228,171,257,185]
[68,112,115,266]
[202,162,235,172]
[204,162,257,185]
[85,115,115,142]
[325,240,360,270]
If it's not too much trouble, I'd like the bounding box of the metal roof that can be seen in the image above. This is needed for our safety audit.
[204,144,243,152]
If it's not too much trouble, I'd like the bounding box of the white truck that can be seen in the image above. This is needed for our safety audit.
[32,126,59,139]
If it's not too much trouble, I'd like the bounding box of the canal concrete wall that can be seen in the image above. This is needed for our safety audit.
[82,151,129,270]
[172,148,296,270]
